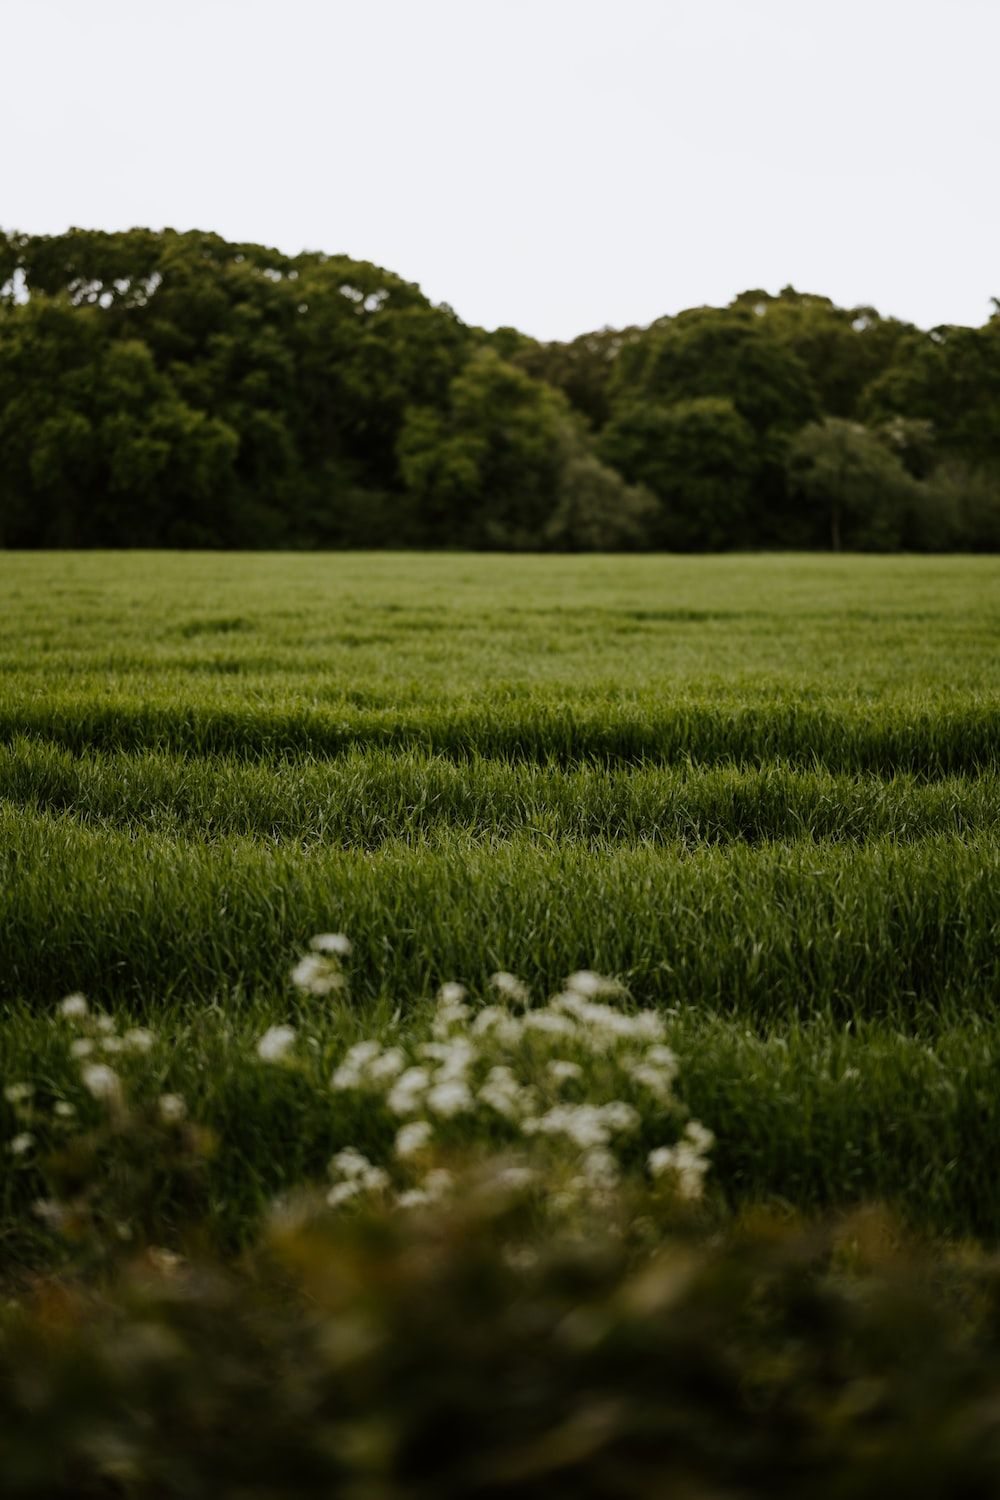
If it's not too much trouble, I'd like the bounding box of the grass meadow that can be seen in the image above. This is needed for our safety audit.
[4,550,1000,1494]
[2,551,999,1246]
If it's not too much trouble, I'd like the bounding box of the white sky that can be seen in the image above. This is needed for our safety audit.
[3,0,998,340]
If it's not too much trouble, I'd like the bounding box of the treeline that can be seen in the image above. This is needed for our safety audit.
[1,227,998,550]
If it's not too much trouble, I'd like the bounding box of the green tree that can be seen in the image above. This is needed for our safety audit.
[398,351,575,548]
[729,287,914,418]
[2,224,997,553]
[786,418,918,551]
[612,307,819,436]
[543,453,658,551]
[514,326,642,431]
[0,298,239,547]
[600,397,759,549]
[921,461,1000,551]
[862,319,1000,468]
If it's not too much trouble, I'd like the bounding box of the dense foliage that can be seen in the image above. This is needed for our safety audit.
[2,228,998,549]
[10,1193,1000,1497]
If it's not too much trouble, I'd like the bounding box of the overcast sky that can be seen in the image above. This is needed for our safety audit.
[4,0,997,340]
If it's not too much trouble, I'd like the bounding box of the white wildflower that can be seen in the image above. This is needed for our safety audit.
[330,1040,378,1089]
[326,1179,363,1208]
[330,1063,362,1090]
[93,1013,116,1035]
[290,953,345,996]
[310,932,352,956]
[547,1059,583,1085]
[328,1148,389,1195]
[471,1005,504,1034]
[627,1044,679,1098]
[387,1066,431,1115]
[425,1079,474,1118]
[554,994,666,1047]
[394,1120,433,1158]
[69,1038,95,1059]
[645,1044,679,1072]
[672,1144,711,1200]
[8,1132,34,1156]
[331,1040,405,1091]
[523,1100,638,1149]
[551,990,585,1016]
[523,1104,611,1149]
[344,1040,381,1067]
[431,1001,470,1038]
[100,1036,124,1054]
[397,1188,431,1208]
[290,955,324,989]
[479,1065,530,1120]
[647,1146,675,1178]
[581,1148,620,1187]
[123,1028,156,1054]
[627,1061,677,1101]
[683,1119,715,1153]
[81,1063,123,1106]
[522,1010,576,1036]
[490,971,529,1006]
[54,1101,75,1119]
[367,1047,406,1082]
[330,1147,375,1180]
[256,1025,297,1063]
[58,993,88,1019]
[631,1011,667,1042]
[602,1100,640,1133]
[565,970,616,998]
[4,1083,33,1105]
[158,1093,187,1124]
[437,982,467,1006]
[420,1037,474,1077]
[647,1131,712,1200]
[471,1007,523,1046]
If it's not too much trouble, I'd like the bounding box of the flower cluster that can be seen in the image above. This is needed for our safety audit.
[3,992,187,1168]
[3,938,713,1253]
[259,945,714,1217]
[289,933,352,998]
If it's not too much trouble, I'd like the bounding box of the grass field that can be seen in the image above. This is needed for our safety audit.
[2,551,999,1245]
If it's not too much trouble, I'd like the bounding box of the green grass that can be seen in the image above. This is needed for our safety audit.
[1,551,998,1242]
[2,812,998,1023]
[3,739,998,844]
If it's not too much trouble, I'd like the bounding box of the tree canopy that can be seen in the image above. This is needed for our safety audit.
[1,227,997,550]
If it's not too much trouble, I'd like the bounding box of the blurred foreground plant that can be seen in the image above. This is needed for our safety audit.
[6,941,1000,1495]
[4,1195,1000,1498]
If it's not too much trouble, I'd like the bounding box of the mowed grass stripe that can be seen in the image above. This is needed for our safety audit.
[3,1010,999,1243]
[1,738,998,846]
[2,807,996,1022]
[1,695,998,773]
